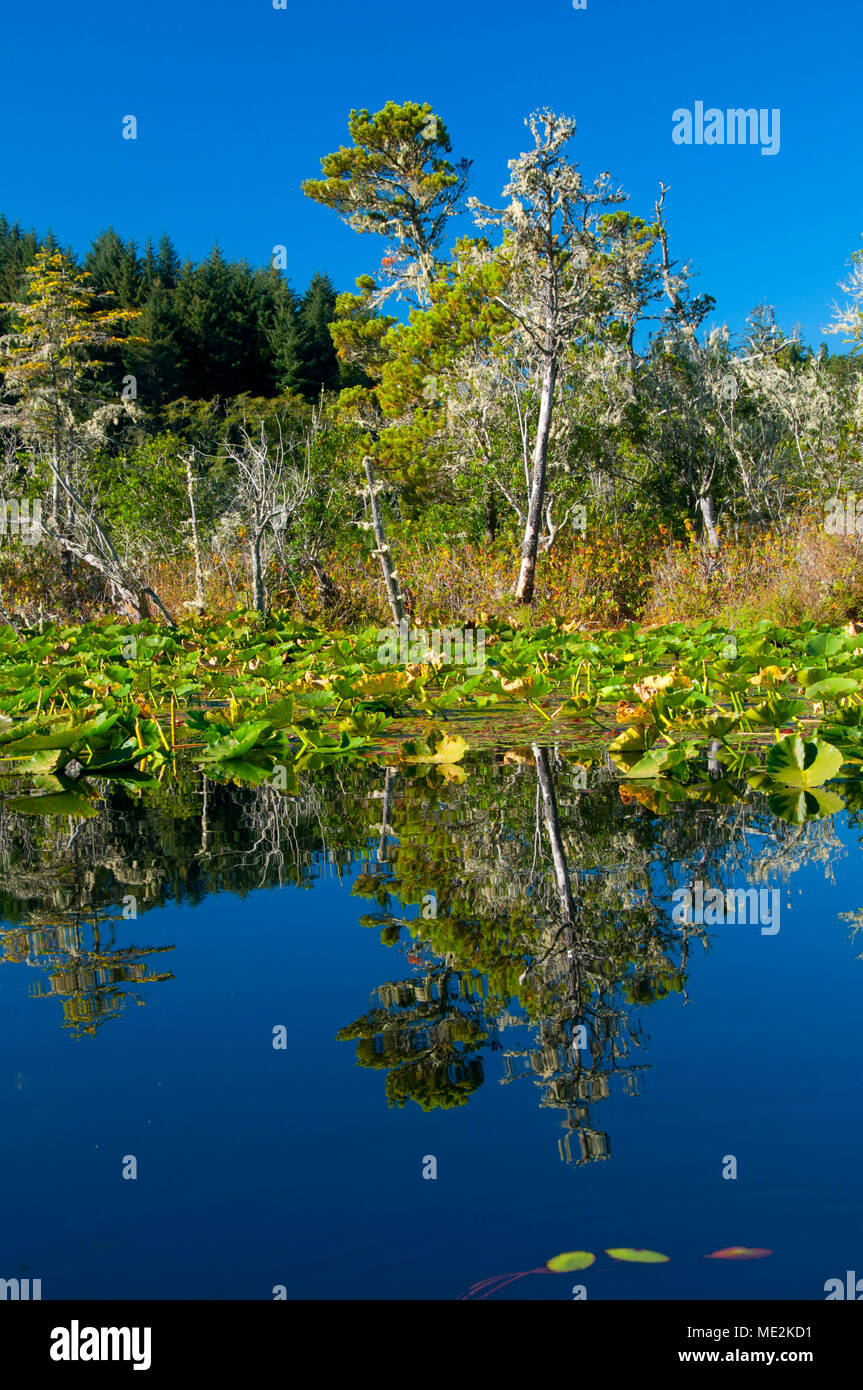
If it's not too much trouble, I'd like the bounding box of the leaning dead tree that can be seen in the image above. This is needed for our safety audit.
[43,454,175,625]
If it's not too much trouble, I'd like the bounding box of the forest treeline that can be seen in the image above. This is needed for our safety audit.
[0,215,351,406]
[1,101,862,632]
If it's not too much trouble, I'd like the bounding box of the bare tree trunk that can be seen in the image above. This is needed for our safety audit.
[484,485,497,546]
[184,449,205,610]
[363,456,406,626]
[698,493,720,551]
[707,738,722,781]
[251,531,265,615]
[533,745,576,927]
[309,557,339,610]
[515,351,557,603]
[376,765,395,864]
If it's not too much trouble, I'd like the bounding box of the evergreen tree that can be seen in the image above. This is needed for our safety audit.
[85,229,143,306]
[156,233,181,290]
[0,218,39,330]
[253,264,297,396]
[173,247,270,399]
[129,282,185,407]
[278,272,340,399]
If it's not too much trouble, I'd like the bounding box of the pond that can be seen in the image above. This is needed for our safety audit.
[1,750,861,1301]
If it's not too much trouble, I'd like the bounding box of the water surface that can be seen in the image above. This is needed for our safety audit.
[2,753,861,1300]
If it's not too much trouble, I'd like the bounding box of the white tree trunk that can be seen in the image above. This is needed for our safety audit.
[363,456,406,626]
[515,351,557,603]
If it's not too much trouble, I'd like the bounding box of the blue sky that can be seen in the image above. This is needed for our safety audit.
[2,0,859,347]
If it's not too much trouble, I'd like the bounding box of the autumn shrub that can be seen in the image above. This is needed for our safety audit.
[65,513,863,635]
[644,518,863,628]
[0,540,106,623]
[280,519,660,629]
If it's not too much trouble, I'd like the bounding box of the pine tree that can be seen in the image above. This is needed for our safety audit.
[255,265,297,396]
[156,234,181,290]
[130,282,185,406]
[173,247,270,399]
[85,230,144,307]
[278,272,340,398]
[0,218,39,327]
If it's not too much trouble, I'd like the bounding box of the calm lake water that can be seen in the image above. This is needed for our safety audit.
[2,751,861,1300]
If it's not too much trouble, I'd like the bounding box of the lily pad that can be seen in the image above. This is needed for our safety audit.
[6,791,99,817]
[606,1248,670,1263]
[703,1247,772,1260]
[546,1251,595,1273]
[766,787,845,824]
[765,735,843,788]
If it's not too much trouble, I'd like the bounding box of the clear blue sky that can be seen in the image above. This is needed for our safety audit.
[2,0,859,347]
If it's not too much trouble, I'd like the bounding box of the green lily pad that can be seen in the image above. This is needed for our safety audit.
[606,1248,670,1264]
[766,787,845,824]
[546,1251,595,1273]
[6,791,99,817]
[802,675,861,700]
[765,735,843,788]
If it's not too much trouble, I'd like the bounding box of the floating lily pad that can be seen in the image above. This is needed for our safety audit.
[6,791,99,817]
[546,1251,595,1273]
[704,1247,772,1260]
[766,787,845,824]
[765,736,843,788]
[606,1248,670,1263]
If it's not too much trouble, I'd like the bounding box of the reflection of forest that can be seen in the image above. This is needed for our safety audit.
[0,755,844,1150]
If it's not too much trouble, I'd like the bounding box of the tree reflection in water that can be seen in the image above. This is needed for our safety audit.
[0,753,845,1151]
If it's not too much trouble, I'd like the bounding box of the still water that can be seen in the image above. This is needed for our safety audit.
[2,751,861,1300]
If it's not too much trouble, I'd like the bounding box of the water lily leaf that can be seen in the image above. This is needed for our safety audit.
[551,695,599,719]
[685,779,740,805]
[806,632,845,658]
[613,746,687,779]
[608,724,659,755]
[400,731,468,764]
[606,1248,670,1263]
[633,668,691,701]
[204,756,280,786]
[546,1251,595,1273]
[492,672,533,697]
[747,665,791,688]
[766,787,845,824]
[349,670,419,699]
[6,791,99,817]
[802,675,860,700]
[765,735,843,788]
[616,700,655,724]
[750,697,807,725]
[11,748,65,774]
[618,779,687,813]
[704,1247,772,1260]
[689,715,739,738]
[198,720,273,761]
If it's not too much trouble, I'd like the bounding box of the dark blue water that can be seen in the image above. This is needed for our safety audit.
[2,759,861,1300]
